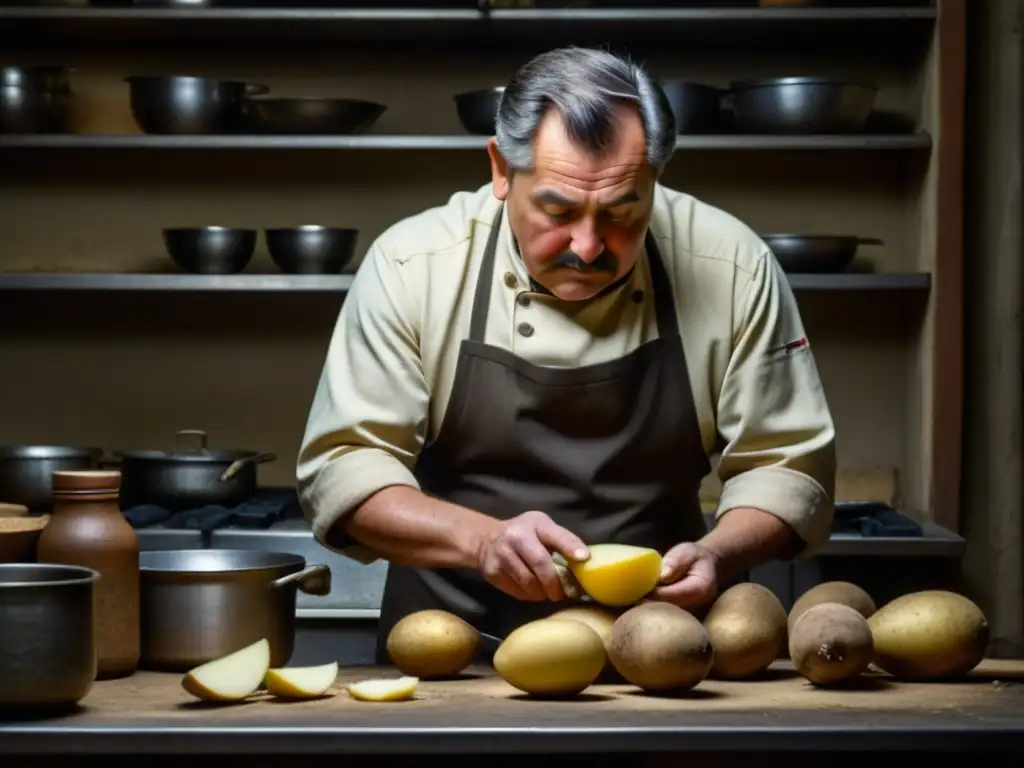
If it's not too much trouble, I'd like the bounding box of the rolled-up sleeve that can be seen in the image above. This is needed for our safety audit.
[714,250,836,557]
[296,240,429,563]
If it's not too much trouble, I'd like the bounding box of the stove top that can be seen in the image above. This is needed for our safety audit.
[122,489,303,533]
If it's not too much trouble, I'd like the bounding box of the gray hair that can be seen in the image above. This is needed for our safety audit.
[495,47,677,177]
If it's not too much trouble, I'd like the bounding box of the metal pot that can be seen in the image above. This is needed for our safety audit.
[762,234,883,273]
[0,445,104,511]
[266,226,359,274]
[660,80,723,134]
[0,563,98,712]
[1,66,74,135]
[138,549,331,670]
[114,429,277,511]
[728,77,878,134]
[125,75,270,135]
[454,86,503,135]
[246,97,387,135]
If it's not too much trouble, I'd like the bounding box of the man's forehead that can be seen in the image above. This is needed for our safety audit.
[528,105,649,189]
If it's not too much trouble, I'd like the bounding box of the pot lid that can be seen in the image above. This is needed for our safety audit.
[116,448,259,463]
[0,445,103,459]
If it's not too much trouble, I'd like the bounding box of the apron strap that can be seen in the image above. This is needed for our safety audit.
[468,204,506,344]
[469,203,680,343]
[644,231,681,340]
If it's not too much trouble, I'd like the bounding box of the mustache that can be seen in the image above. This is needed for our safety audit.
[548,251,619,273]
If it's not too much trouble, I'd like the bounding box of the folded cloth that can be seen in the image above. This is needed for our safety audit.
[833,501,923,537]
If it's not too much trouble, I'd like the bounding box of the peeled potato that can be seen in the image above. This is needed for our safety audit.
[386,609,480,678]
[264,662,339,699]
[789,603,873,687]
[493,618,606,696]
[789,581,877,631]
[568,543,663,606]
[868,590,989,679]
[704,583,787,679]
[608,602,714,692]
[348,676,420,702]
[181,638,270,702]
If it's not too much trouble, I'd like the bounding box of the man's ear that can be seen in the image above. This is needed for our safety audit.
[487,137,510,200]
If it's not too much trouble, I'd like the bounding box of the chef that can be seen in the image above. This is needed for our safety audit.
[297,46,836,659]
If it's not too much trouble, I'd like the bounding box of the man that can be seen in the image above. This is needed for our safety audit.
[297,47,836,659]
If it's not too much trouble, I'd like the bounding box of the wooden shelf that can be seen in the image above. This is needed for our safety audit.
[0,272,931,293]
[0,5,937,51]
[0,133,933,152]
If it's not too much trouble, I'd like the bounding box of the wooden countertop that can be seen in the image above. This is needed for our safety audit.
[1,660,1022,755]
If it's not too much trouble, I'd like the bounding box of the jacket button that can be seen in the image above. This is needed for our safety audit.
[517,294,531,307]
[503,272,518,289]
[517,322,534,338]
[632,289,645,304]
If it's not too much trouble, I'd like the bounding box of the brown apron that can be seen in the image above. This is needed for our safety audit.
[376,204,711,661]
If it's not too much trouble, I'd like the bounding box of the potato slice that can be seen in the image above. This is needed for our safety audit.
[181,638,270,702]
[568,543,663,606]
[347,676,420,702]
[264,661,339,699]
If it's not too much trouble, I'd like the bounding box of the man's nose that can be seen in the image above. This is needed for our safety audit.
[570,220,604,261]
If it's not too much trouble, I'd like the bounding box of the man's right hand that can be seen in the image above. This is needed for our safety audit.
[476,510,590,602]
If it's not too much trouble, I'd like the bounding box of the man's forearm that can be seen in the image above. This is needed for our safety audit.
[699,506,801,582]
[341,485,502,570]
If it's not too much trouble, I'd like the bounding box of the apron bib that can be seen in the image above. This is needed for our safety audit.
[376,204,711,659]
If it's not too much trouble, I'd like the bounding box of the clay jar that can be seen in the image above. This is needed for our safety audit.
[36,470,140,679]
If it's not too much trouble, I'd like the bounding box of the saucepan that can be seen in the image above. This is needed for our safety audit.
[138,549,331,670]
[106,429,277,511]
[0,445,103,511]
[761,234,883,274]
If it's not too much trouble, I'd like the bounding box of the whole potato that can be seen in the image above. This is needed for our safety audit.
[704,583,787,679]
[608,602,713,692]
[789,602,874,686]
[788,581,877,631]
[493,619,606,696]
[868,590,989,679]
[386,609,480,678]
[549,605,618,651]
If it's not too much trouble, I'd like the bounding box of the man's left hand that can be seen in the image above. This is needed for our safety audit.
[650,541,719,608]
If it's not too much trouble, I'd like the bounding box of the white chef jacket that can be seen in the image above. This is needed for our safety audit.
[297,182,836,564]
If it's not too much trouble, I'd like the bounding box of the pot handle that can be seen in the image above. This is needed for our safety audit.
[856,238,885,246]
[246,83,270,97]
[176,429,209,452]
[219,452,278,482]
[270,564,332,596]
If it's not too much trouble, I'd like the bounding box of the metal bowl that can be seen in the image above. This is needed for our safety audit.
[163,227,257,274]
[247,97,387,135]
[762,234,883,273]
[729,77,878,134]
[660,80,722,134]
[265,226,359,274]
[454,87,504,135]
[0,563,99,712]
[125,75,269,135]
